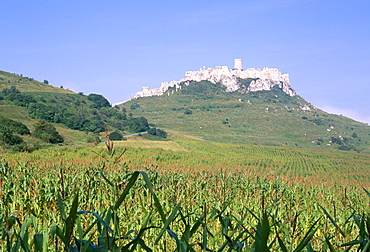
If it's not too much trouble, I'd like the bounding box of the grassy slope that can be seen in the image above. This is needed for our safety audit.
[0,70,74,94]
[0,71,87,143]
[122,83,370,153]
[0,104,87,144]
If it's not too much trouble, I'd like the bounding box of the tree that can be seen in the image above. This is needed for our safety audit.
[2,86,36,107]
[43,80,49,84]
[86,132,101,144]
[33,120,64,143]
[127,116,149,132]
[0,116,30,135]
[109,131,123,141]
[87,94,110,109]
[0,125,24,145]
[148,128,167,138]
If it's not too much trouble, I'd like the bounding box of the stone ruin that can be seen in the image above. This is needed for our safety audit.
[132,59,297,99]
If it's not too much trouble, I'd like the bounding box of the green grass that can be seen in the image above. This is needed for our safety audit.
[121,83,370,153]
[0,70,74,94]
[0,105,33,127]
[0,70,147,146]
[0,105,89,144]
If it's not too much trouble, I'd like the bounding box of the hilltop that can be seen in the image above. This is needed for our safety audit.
[0,70,74,94]
[123,59,296,102]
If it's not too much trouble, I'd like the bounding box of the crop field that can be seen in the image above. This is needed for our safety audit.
[1,138,370,251]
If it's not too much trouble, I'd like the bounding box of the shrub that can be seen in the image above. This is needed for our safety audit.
[309,119,324,125]
[339,145,351,151]
[0,116,30,135]
[127,117,149,132]
[87,93,110,108]
[33,120,64,144]
[86,132,101,144]
[3,133,23,145]
[130,103,140,110]
[148,128,167,138]
[1,86,36,106]
[109,131,123,141]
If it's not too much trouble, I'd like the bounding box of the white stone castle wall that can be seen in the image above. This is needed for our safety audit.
[133,59,296,99]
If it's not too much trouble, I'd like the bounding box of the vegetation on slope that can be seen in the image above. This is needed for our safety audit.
[0,70,166,150]
[0,70,74,94]
[121,80,370,153]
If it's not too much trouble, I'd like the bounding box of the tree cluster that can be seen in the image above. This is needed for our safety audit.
[1,86,36,106]
[0,116,30,151]
[1,87,151,134]
[32,120,64,144]
[148,128,167,138]
[87,93,111,109]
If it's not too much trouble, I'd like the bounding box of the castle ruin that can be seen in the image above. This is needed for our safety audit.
[132,59,297,99]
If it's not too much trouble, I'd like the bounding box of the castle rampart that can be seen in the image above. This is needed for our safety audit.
[132,59,296,99]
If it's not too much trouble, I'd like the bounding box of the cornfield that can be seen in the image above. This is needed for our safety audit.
[0,140,369,251]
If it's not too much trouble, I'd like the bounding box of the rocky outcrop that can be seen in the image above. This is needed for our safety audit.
[132,59,297,99]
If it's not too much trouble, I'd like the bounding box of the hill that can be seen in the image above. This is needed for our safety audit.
[0,70,74,94]
[0,70,154,150]
[120,80,370,153]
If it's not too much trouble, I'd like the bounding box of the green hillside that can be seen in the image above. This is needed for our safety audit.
[121,80,370,153]
[0,70,153,150]
[0,70,74,94]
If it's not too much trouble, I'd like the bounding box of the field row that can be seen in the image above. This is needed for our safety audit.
[1,140,370,250]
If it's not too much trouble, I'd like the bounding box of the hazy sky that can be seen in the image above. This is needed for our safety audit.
[1,0,369,123]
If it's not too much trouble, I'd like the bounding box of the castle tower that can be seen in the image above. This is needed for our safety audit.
[234,59,243,71]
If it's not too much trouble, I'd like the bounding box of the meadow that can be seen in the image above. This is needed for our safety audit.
[1,136,370,251]
[123,85,370,154]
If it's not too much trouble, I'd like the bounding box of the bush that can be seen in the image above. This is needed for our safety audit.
[3,133,23,145]
[127,117,149,132]
[109,131,123,141]
[1,86,36,107]
[87,94,110,109]
[130,103,140,110]
[338,145,351,151]
[184,108,192,115]
[86,133,101,144]
[33,120,64,144]
[148,128,167,138]
[0,116,30,135]
[309,119,324,125]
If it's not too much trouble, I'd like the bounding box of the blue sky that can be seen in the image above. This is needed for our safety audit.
[1,0,370,123]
